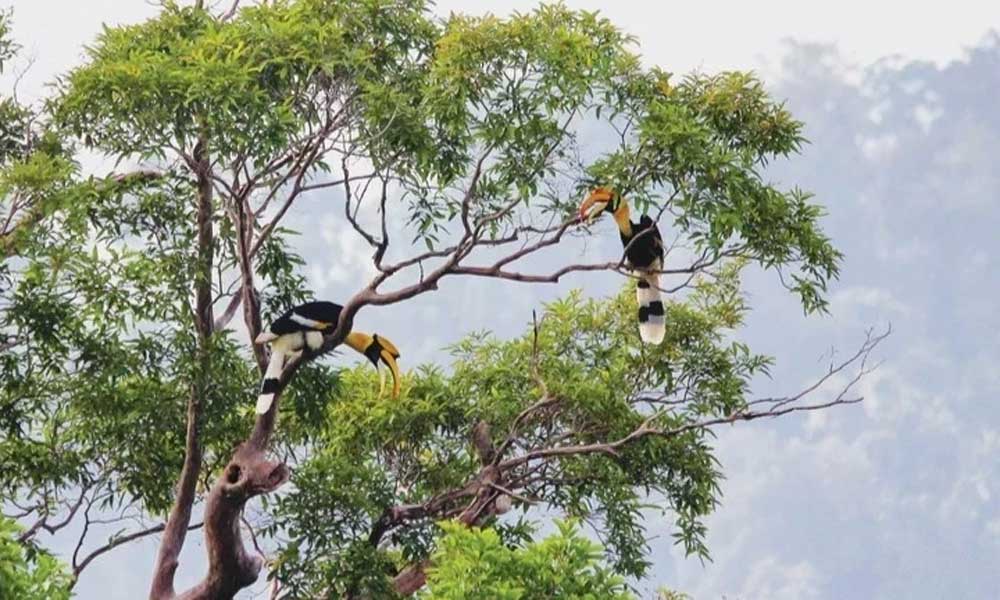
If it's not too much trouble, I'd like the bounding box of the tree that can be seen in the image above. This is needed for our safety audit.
[0,8,76,262]
[0,1,881,598]
[0,517,72,600]
[419,520,633,599]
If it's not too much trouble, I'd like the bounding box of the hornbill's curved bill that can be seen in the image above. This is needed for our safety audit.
[253,300,402,414]
[578,187,666,344]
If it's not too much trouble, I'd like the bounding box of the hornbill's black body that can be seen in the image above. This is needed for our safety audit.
[579,188,666,344]
[253,301,401,414]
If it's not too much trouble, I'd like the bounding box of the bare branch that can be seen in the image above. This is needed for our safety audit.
[298,172,376,195]
[461,147,494,235]
[71,522,204,588]
[373,177,390,268]
[487,482,537,506]
[746,326,890,411]
[219,0,241,21]
[248,100,356,257]
[341,158,379,248]
[501,329,888,472]
[16,484,91,544]
[377,329,886,596]
[212,293,243,332]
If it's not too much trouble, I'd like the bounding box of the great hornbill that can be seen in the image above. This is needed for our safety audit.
[578,187,666,344]
[253,301,401,414]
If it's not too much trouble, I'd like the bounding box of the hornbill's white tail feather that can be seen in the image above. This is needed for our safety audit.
[256,348,286,414]
[636,273,665,344]
[255,331,279,344]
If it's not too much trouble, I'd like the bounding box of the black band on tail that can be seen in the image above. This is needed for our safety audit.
[638,301,665,322]
[260,378,280,395]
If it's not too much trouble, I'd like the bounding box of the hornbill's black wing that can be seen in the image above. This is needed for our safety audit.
[268,301,343,335]
[639,215,665,262]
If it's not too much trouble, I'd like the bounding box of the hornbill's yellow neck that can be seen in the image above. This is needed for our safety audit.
[344,331,402,398]
[610,197,632,237]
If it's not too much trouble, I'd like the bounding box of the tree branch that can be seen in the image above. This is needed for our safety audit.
[150,135,215,600]
[71,522,204,589]
[219,0,241,21]
[16,483,91,545]
[380,328,887,596]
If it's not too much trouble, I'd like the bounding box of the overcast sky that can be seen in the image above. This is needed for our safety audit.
[6,1,1000,599]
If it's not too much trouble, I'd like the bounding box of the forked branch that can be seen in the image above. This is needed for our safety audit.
[378,327,888,595]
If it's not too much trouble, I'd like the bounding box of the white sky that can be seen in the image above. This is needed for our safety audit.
[437,0,1000,71]
[5,0,1000,102]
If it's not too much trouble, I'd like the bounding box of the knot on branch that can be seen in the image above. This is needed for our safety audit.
[175,445,289,599]
[221,444,290,499]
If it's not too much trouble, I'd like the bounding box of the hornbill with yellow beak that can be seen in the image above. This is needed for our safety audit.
[253,301,401,414]
[579,187,666,344]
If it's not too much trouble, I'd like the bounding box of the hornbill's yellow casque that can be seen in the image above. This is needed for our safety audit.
[253,301,401,414]
[579,187,666,344]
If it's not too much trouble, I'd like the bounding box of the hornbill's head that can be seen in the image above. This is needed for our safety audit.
[578,187,618,224]
[345,332,402,399]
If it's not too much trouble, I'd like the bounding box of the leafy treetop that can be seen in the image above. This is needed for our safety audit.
[0,1,866,598]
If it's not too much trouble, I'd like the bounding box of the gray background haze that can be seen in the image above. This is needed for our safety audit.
[4,1,999,598]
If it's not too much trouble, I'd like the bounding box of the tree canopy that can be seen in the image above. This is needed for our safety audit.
[0,1,878,598]
[420,520,633,599]
[0,517,72,600]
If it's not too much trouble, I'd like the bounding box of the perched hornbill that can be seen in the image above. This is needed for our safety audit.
[253,301,401,414]
[578,187,666,344]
